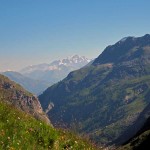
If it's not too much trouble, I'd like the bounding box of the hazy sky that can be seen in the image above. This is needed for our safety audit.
[0,0,150,71]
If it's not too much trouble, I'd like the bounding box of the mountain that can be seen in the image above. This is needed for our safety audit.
[114,97,150,145]
[39,34,150,145]
[0,74,50,124]
[20,55,92,84]
[2,71,50,95]
[93,34,150,66]
[118,108,150,150]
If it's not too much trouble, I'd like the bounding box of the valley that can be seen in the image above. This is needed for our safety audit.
[1,1,150,149]
[1,34,150,149]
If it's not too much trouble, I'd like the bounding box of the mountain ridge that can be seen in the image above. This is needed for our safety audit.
[20,55,92,84]
[39,34,150,145]
[93,34,150,65]
[0,74,50,124]
[2,71,50,95]
[21,55,91,74]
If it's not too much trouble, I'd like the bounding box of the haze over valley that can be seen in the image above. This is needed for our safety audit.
[1,55,92,95]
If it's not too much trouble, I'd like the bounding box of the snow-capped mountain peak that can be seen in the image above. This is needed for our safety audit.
[49,55,91,67]
[20,55,92,74]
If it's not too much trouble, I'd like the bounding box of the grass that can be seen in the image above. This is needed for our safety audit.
[0,101,99,150]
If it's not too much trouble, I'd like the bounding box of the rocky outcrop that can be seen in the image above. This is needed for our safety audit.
[0,74,50,124]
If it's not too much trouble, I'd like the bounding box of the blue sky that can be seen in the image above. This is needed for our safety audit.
[0,0,150,71]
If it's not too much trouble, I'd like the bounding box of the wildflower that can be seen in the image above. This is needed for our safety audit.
[18,117,20,120]
[29,128,34,132]
[1,130,5,136]
[75,141,78,144]
[7,120,9,123]
[26,131,29,134]
[8,137,10,140]
[17,143,19,145]
[0,141,4,144]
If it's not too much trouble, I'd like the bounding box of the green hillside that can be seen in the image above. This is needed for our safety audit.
[0,74,98,149]
[39,34,150,145]
[118,116,150,150]
[0,101,98,150]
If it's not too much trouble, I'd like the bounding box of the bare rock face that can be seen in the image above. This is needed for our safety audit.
[0,74,50,124]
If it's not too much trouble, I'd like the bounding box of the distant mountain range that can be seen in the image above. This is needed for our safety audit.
[2,55,91,95]
[20,55,92,83]
[39,34,150,145]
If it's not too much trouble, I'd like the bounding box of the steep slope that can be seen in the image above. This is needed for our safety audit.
[93,34,150,65]
[118,114,150,150]
[0,74,50,124]
[2,71,50,95]
[0,101,98,150]
[114,98,150,145]
[39,34,150,145]
[20,55,92,84]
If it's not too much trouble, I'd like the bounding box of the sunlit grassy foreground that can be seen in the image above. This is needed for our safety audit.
[0,101,98,150]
